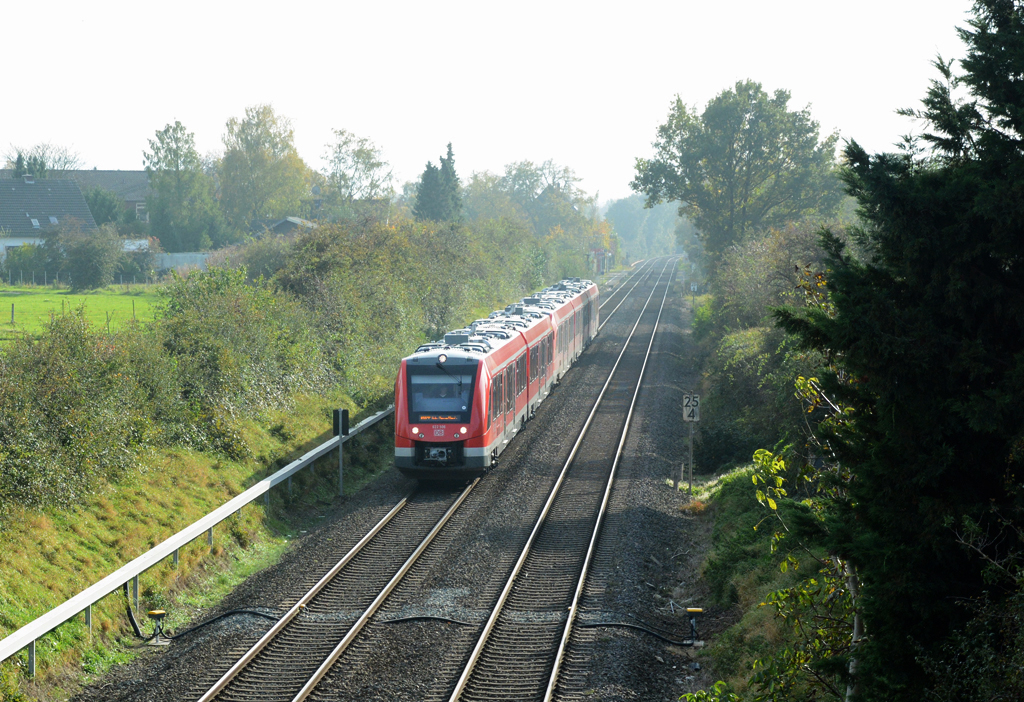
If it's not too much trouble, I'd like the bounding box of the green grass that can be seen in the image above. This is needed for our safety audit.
[0,285,162,338]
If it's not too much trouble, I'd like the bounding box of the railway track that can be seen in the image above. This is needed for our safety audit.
[445,258,676,702]
[188,259,672,702]
[193,484,476,702]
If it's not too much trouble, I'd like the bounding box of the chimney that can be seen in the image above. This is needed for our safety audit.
[22,174,34,184]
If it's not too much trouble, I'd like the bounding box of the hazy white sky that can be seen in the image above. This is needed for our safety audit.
[3,0,972,203]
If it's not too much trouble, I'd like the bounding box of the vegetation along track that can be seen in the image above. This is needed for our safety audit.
[444,258,676,702]
[184,260,666,702]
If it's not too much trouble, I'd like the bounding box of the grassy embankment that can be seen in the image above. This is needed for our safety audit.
[0,285,161,340]
[0,390,394,702]
[683,466,823,699]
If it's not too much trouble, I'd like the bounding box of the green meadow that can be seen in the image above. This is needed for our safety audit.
[0,285,162,338]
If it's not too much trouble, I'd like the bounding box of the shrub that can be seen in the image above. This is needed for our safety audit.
[159,266,327,414]
[43,221,125,290]
[0,310,147,516]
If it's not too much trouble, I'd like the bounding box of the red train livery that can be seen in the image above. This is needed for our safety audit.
[394,278,599,479]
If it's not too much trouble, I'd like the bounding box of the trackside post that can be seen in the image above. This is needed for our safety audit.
[683,393,700,495]
[333,409,349,495]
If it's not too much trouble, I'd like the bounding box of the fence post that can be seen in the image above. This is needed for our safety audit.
[207,527,213,551]
[85,604,92,637]
[172,548,179,568]
[132,575,139,613]
[27,639,35,678]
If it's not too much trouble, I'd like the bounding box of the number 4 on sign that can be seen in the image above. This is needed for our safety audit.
[683,394,700,422]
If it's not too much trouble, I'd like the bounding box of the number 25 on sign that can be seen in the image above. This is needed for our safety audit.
[683,394,700,422]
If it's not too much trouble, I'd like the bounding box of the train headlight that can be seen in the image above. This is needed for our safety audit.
[411,427,419,435]
[460,426,468,434]
[438,354,447,363]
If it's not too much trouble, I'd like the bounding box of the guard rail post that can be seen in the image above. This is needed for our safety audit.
[333,409,349,495]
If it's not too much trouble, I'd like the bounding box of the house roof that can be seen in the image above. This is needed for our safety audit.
[249,216,316,235]
[0,169,152,203]
[0,178,98,237]
[68,170,151,202]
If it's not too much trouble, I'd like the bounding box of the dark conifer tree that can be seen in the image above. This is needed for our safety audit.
[413,161,442,221]
[775,2,1024,698]
[439,143,462,222]
[414,144,461,222]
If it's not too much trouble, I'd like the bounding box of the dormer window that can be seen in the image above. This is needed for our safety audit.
[49,216,58,225]
[31,219,40,229]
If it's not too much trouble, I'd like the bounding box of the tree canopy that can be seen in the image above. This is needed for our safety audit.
[5,143,82,178]
[773,2,1024,698]
[144,121,227,252]
[321,128,394,217]
[632,80,843,273]
[219,104,309,230]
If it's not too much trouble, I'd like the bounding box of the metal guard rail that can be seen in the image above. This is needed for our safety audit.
[0,405,394,669]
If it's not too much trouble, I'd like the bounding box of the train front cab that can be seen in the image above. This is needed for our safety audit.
[395,355,488,480]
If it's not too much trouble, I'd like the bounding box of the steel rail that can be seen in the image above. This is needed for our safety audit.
[543,256,676,701]
[196,492,414,702]
[292,478,480,702]
[446,258,674,702]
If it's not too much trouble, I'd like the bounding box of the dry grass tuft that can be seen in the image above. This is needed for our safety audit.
[681,499,708,514]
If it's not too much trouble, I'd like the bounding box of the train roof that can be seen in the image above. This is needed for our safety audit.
[407,278,595,362]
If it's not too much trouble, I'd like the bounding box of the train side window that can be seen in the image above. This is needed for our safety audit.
[492,378,500,425]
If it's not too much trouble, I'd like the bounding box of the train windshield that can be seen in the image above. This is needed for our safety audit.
[407,362,477,423]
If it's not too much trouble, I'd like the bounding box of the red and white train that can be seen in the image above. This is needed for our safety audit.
[394,278,599,479]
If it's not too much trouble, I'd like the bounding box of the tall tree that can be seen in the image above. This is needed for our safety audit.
[219,104,309,229]
[322,128,394,204]
[414,143,461,222]
[632,80,843,274]
[439,143,462,222]
[773,2,1024,698]
[144,121,227,252]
